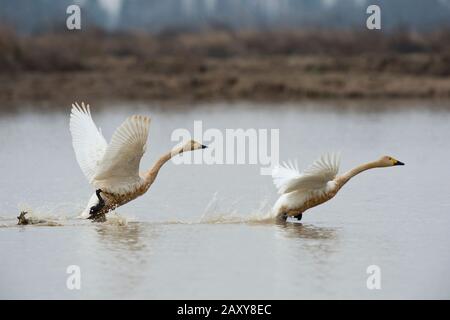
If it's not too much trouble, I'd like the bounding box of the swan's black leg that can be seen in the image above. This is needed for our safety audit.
[88,189,106,221]
[293,213,302,221]
[95,189,104,203]
[17,211,30,225]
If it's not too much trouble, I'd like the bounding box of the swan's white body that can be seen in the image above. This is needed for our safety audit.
[70,103,151,218]
[271,153,404,219]
[271,154,341,218]
[272,181,338,215]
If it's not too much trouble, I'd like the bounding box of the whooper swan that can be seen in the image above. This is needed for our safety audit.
[70,102,207,222]
[272,153,404,221]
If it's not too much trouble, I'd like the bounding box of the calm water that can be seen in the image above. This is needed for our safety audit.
[1,102,450,299]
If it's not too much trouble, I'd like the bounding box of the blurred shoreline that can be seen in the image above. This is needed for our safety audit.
[1,27,450,106]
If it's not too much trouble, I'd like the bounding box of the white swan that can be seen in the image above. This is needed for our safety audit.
[70,102,207,221]
[271,153,404,221]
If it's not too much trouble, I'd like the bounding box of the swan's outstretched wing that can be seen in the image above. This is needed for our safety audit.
[93,115,151,193]
[70,102,108,183]
[272,153,340,194]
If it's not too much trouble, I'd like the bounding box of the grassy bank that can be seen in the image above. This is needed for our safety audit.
[1,27,450,104]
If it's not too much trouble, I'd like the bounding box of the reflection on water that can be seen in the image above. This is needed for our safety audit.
[276,222,337,240]
[87,222,159,298]
[275,222,340,266]
[95,222,148,253]
[1,102,450,299]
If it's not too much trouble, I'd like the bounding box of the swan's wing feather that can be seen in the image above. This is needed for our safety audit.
[272,153,340,194]
[70,102,108,183]
[93,115,151,192]
[272,160,301,192]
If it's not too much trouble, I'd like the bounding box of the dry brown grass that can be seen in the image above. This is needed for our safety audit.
[1,27,450,104]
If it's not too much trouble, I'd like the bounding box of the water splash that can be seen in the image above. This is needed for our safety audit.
[1,193,278,227]
[196,192,276,224]
[17,202,81,220]
[0,202,151,227]
[104,210,130,226]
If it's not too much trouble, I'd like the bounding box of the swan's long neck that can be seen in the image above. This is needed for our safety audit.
[143,146,185,186]
[335,160,381,188]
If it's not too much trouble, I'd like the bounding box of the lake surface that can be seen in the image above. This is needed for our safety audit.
[1,102,450,299]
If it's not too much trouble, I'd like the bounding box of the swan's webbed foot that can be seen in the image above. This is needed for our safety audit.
[17,211,30,225]
[277,212,303,223]
[88,189,106,222]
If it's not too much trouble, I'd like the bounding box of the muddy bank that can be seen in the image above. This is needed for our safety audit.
[1,28,450,104]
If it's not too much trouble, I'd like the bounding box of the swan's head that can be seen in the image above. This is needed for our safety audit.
[378,155,405,167]
[182,140,208,152]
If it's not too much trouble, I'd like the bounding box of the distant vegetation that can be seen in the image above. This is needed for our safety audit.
[2,27,450,72]
[1,27,450,103]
